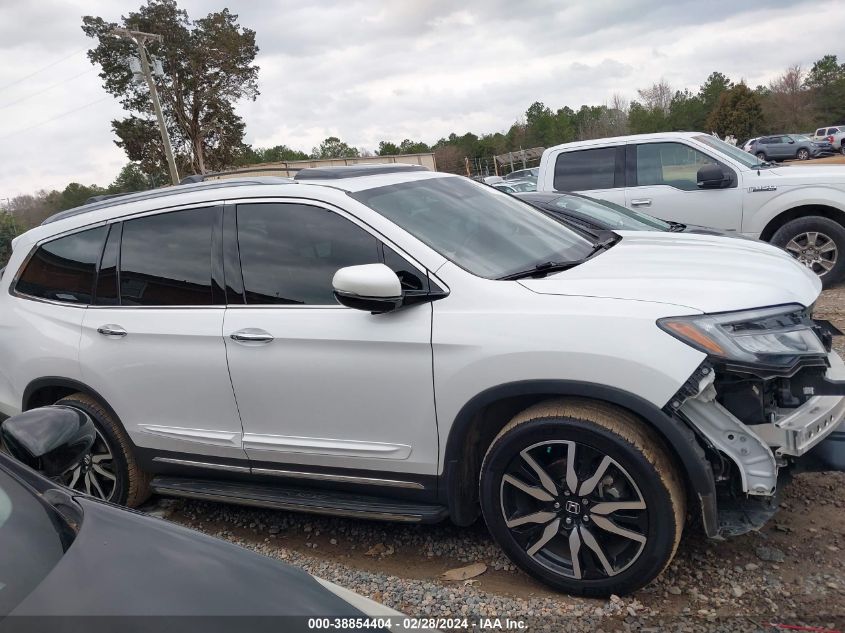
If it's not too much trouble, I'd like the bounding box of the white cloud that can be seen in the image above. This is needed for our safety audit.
[0,0,838,197]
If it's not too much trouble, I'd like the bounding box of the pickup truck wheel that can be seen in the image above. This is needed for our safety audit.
[796,148,810,161]
[772,216,845,287]
[479,399,685,597]
[54,393,151,507]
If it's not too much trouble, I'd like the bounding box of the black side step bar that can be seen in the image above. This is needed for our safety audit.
[151,477,449,524]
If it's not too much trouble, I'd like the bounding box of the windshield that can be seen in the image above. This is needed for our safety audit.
[0,469,66,616]
[694,134,760,168]
[793,135,811,142]
[552,194,671,231]
[351,176,595,279]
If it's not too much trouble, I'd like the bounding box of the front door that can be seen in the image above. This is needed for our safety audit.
[79,207,246,461]
[223,201,438,476]
[624,141,744,231]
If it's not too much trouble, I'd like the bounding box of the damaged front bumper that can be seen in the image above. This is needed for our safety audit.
[670,351,845,537]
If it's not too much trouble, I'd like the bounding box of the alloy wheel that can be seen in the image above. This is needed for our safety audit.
[784,231,838,276]
[797,149,809,160]
[63,427,118,500]
[499,440,648,580]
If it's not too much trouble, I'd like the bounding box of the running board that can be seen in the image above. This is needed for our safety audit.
[150,477,448,524]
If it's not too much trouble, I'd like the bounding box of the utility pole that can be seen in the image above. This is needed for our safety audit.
[111,28,180,186]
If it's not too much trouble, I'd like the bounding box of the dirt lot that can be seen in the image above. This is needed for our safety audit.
[787,154,845,165]
[146,284,845,632]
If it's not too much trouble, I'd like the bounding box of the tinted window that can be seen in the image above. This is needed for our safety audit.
[550,194,670,231]
[95,223,120,306]
[828,128,839,135]
[238,203,381,305]
[120,208,216,306]
[16,226,107,304]
[553,147,617,191]
[635,142,717,191]
[383,246,427,292]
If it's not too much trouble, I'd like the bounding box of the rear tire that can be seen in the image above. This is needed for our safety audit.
[771,216,845,287]
[479,398,685,597]
[55,393,151,506]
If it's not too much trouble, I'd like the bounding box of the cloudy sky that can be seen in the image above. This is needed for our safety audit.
[0,0,839,197]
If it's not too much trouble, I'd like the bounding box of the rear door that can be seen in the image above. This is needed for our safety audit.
[78,206,246,461]
[624,140,743,231]
[549,145,626,205]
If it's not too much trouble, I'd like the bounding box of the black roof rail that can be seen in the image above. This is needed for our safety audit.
[42,177,295,226]
[294,164,428,180]
[84,191,139,205]
[179,166,303,184]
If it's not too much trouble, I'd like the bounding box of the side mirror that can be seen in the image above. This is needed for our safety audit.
[1,406,96,477]
[696,163,732,189]
[332,263,403,314]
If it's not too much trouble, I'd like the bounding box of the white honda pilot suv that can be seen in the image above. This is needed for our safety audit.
[1,164,843,597]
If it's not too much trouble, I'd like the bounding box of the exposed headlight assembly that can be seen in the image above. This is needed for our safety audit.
[658,305,827,373]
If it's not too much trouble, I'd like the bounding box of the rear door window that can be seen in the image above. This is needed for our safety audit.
[119,207,217,306]
[553,147,619,191]
[15,226,107,304]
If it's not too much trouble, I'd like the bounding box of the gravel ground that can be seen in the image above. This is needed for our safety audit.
[145,283,845,632]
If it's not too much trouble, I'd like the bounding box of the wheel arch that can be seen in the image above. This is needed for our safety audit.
[760,204,845,242]
[22,377,130,442]
[440,380,719,537]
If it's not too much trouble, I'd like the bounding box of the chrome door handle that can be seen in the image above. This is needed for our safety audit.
[230,329,274,343]
[630,198,652,207]
[97,324,127,338]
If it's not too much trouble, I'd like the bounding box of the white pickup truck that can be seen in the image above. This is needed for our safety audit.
[537,132,845,286]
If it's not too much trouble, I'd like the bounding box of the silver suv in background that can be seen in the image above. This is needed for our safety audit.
[749,134,827,161]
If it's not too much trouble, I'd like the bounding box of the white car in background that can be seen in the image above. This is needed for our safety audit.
[537,131,845,286]
[1,165,843,598]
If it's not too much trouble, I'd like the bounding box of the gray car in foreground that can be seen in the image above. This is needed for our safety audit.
[0,406,399,630]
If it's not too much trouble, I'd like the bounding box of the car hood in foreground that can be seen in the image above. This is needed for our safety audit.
[518,231,821,313]
[10,497,368,618]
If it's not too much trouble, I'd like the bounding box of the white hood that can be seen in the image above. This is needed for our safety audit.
[762,164,845,186]
[519,231,821,313]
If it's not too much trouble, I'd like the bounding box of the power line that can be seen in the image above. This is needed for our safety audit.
[0,46,87,92]
[0,69,94,111]
[0,96,111,141]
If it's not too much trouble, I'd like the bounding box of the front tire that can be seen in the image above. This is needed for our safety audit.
[797,148,810,160]
[771,216,845,287]
[55,393,151,506]
[756,151,767,161]
[479,399,685,597]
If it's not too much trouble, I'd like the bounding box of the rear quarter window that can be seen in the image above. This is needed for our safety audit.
[15,226,107,304]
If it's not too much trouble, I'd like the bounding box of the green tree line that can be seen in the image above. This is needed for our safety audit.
[3,28,843,265]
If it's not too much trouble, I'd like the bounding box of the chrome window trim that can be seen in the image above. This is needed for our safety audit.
[152,456,425,490]
[9,195,449,308]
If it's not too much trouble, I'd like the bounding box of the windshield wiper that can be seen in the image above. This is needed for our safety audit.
[498,260,584,280]
[499,234,621,280]
[667,221,687,232]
